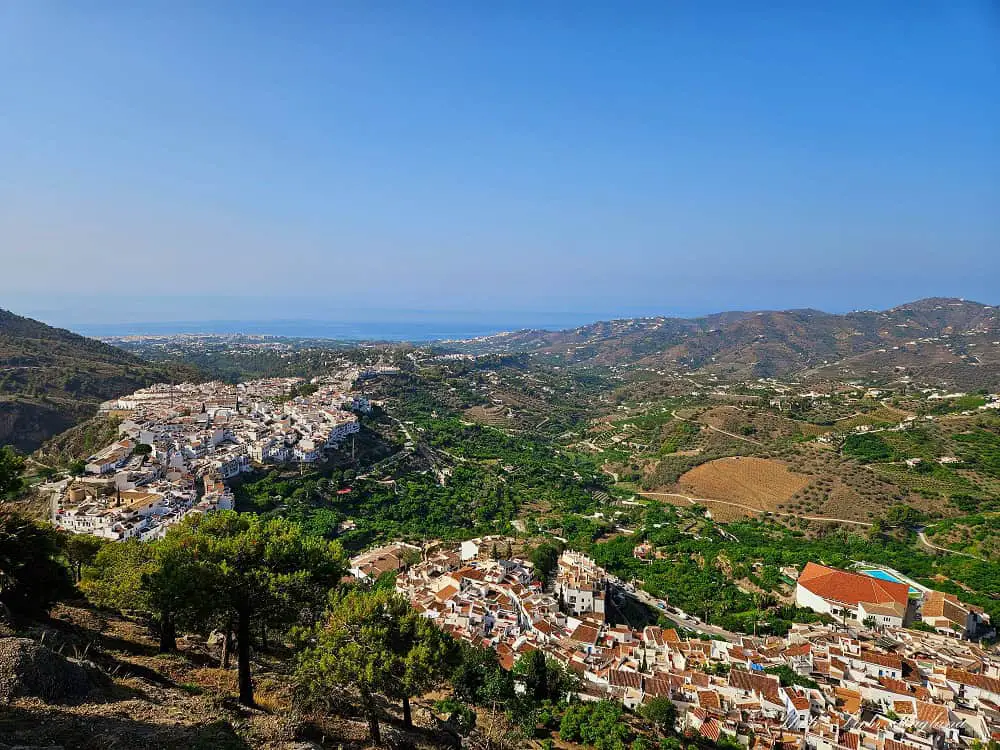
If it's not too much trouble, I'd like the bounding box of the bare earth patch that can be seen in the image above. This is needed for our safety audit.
[678,457,811,512]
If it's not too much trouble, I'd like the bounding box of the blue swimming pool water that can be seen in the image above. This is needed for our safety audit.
[861,569,919,594]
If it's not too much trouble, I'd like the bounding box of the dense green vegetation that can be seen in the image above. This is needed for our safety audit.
[296,587,455,742]
[0,446,25,499]
[954,429,1000,478]
[559,701,633,750]
[83,511,346,705]
[765,664,818,689]
[925,513,1000,561]
[842,433,893,462]
[928,395,987,414]
[581,502,1000,625]
[120,338,408,383]
[237,415,607,552]
[0,511,73,618]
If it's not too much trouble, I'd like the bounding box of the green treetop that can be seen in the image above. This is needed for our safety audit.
[296,588,449,745]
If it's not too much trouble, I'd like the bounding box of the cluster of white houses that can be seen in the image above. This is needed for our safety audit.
[52,374,364,541]
[358,538,999,749]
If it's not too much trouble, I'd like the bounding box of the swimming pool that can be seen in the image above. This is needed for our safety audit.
[861,569,920,594]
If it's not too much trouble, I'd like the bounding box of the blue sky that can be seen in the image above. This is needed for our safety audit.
[1,2,997,327]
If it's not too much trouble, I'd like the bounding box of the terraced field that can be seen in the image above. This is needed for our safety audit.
[678,456,811,511]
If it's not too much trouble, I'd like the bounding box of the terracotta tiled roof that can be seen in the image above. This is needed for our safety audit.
[922,591,974,629]
[914,701,948,727]
[699,690,723,710]
[878,677,910,696]
[893,700,914,715]
[435,584,459,601]
[859,650,903,671]
[663,672,684,688]
[496,643,514,670]
[861,601,905,617]
[533,619,555,635]
[691,671,711,688]
[946,668,1000,695]
[730,669,781,704]
[797,562,909,608]
[834,687,861,714]
[454,566,486,581]
[789,694,810,711]
[644,626,665,646]
[645,677,672,697]
[569,624,600,645]
[700,718,722,741]
[609,669,642,689]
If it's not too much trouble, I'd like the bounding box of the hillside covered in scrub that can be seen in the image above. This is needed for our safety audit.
[0,308,199,451]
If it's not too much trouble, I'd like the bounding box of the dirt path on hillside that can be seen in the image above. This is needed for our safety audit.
[917,530,987,561]
[671,410,765,447]
[638,490,873,527]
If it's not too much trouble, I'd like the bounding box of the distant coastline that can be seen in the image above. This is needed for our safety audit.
[73,315,595,342]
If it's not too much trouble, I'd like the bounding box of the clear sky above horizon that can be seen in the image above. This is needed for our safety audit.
[2,2,998,326]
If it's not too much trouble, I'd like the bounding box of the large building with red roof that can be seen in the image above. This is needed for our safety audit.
[795,563,913,628]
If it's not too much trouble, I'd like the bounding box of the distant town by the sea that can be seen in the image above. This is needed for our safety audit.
[73,314,600,342]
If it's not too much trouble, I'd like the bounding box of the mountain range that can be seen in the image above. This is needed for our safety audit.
[2,298,998,453]
[448,298,1000,387]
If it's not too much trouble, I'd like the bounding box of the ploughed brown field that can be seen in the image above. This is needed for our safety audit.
[678,456,811,513]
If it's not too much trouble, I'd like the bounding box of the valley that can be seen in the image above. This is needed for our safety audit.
[1,298,998,750]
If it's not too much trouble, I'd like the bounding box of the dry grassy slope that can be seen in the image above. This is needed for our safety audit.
[633,403,997,524]
[678,457,810,509]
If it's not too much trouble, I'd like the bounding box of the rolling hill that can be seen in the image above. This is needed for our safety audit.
[0,308,200,452]
[446,298,1000,387]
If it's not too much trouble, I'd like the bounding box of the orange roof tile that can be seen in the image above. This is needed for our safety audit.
[435,584,459,601]
[645,677,671,697]
[923,591,974,628]
[700,719,722,742]
[790,694,810,711]
[946,668,1000,695]
[798,562,909,608]
[569,624,600,645]
[860,650,903,671]
[914,701,948,727]
[835,687,861,714]
[699,690,723,710]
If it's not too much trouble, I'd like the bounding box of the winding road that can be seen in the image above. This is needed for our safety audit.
[916,530,987,561]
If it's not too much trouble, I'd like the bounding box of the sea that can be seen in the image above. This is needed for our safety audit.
[74,312,603,342]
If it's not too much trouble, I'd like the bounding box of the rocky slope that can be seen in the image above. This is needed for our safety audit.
[0,604,454,750]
